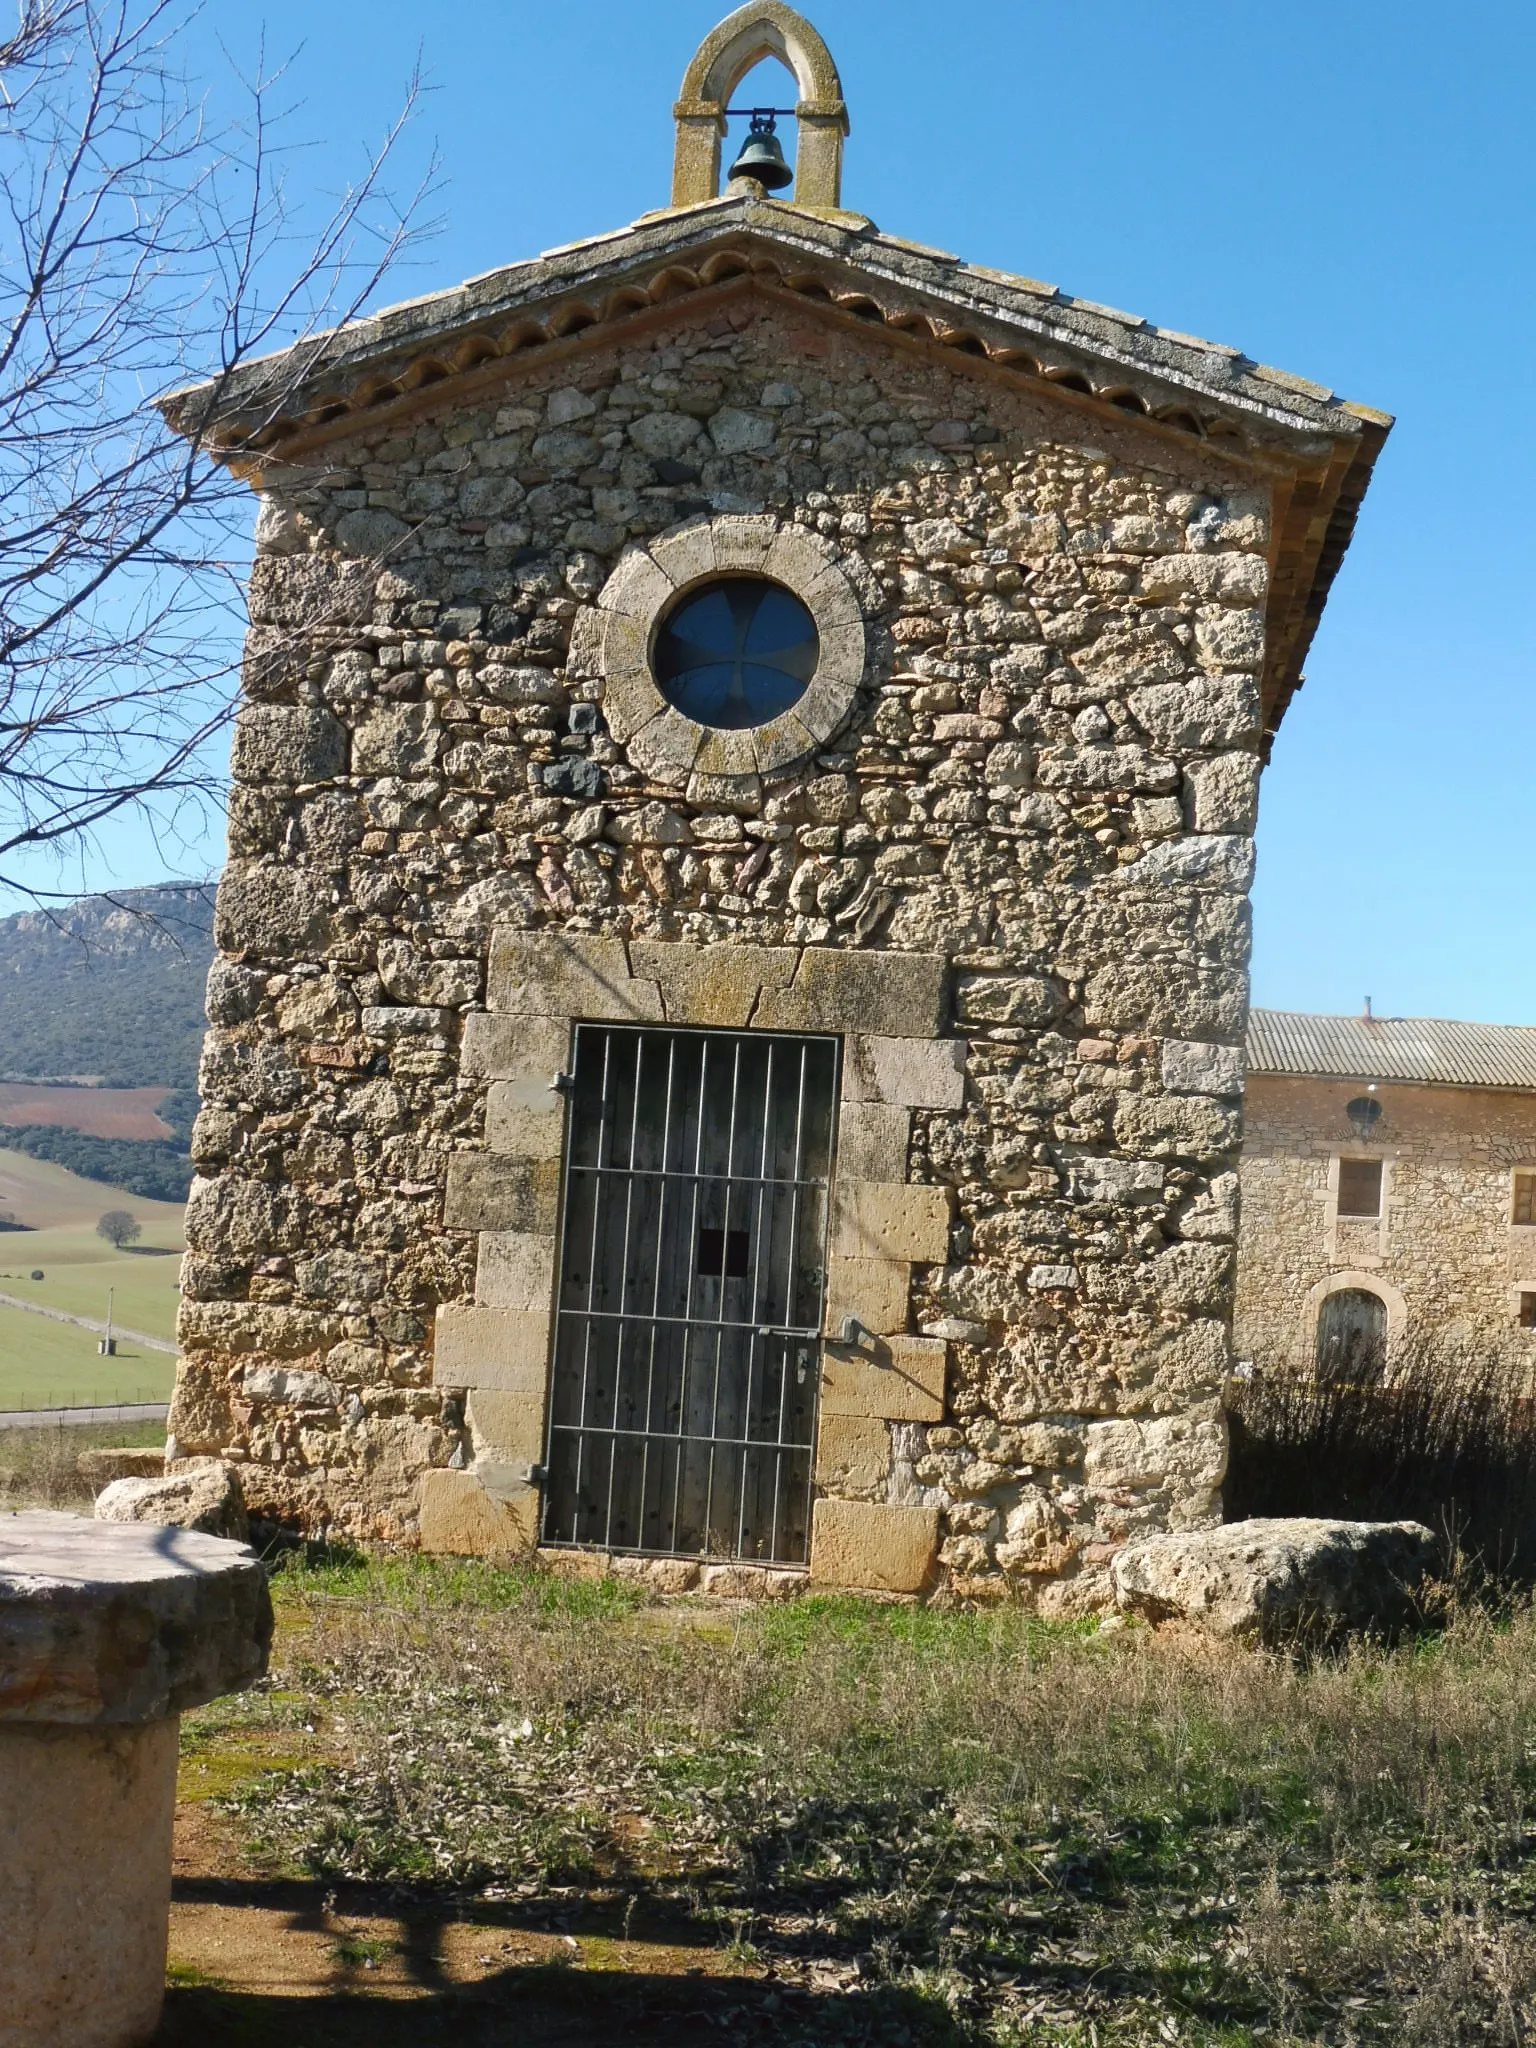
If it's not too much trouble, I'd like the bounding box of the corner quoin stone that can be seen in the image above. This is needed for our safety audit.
[821,1335,947,1422]
[475,1232,558,1310]
[466,1388,546,1465]
[835,1100,912,1182]
[418,1469,539,1557]
[461,1011,571,1084]
[1162,1039,1245,1097]
[830,1181,953,1265]
[810,1498,941,1595]
[443,1154,561,1235]
[814,1414,891,1492]
[842,1035,967,1110]
[824,1255,913,1337]
[434,1303,552,1392]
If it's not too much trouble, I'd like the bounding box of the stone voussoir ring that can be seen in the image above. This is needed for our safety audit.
[572,513,869,803]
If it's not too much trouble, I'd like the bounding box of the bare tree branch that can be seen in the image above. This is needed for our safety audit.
[0,0,436,905]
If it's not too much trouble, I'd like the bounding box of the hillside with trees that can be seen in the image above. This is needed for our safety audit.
[0,884,213,1198]
[0,885,214,1090]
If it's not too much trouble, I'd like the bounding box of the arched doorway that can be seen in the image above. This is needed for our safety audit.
[1315,1287,1387,1382]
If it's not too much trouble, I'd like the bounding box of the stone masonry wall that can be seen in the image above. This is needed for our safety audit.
[1237,1074,1536,1373]
[175,290,1271,1609]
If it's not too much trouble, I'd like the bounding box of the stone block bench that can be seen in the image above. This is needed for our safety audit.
[0,1512,273,2048]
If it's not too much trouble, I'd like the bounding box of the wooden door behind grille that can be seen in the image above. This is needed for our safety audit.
[542,1023,837,1565]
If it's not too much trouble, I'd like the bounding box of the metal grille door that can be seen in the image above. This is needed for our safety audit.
[542,1024,838,1566]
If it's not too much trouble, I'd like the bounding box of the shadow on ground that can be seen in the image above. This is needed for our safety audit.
[158,1871,966,2047]
[158,1974,952,2046]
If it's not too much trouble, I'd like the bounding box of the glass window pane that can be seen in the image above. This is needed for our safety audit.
[1337,1158,1382,1218]
[653,575,819,730]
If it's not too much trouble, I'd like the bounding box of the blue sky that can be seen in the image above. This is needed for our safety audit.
[48,1,1535,1024]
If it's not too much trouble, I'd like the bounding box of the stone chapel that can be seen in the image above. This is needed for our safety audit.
[160,5,1390,1608]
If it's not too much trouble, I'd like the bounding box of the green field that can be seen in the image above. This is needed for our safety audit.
[0,1228,182,1340]
[0,1302,174,1408]
[0,1147,184,1406]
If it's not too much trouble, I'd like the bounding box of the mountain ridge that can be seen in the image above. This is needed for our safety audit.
[0,883,216,1092]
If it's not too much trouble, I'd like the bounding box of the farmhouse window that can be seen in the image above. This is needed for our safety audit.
[1513,1173,1536,1226]
[1337,1157,1383,1219]
[1521,1294,1536,1330]
[542,1022,837,1567]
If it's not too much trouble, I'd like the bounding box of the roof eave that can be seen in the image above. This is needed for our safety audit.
[159,198,1388,456]
[158,199,1391,741]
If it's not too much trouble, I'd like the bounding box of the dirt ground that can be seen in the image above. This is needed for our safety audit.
[159,1801,946,2047]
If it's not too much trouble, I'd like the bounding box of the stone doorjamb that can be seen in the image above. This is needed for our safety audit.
[421,931,965,1592]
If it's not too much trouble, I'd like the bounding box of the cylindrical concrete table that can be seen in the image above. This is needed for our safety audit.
[0,1511,273,2048]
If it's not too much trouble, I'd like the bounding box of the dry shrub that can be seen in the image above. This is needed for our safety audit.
[1226,1338,1536,1581]
[0,1419,165,1510]
[0,1427,86,1508]
[1242,1878,1536,2047]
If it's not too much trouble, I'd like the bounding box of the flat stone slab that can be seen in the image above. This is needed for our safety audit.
[1112,1516,1441,1645]
[0,1511,273,1724]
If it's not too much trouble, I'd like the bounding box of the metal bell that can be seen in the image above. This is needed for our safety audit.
[728,112,793,193]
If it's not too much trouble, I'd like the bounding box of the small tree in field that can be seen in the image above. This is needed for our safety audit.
[97,1208,139,1249]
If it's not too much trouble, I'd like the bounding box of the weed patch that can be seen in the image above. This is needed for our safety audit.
[1226,1342,1536,1583]
[0,1417,164,1510]
[206,1555,1536,2044]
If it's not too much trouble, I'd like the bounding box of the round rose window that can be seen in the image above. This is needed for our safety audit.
[652,576,819,729]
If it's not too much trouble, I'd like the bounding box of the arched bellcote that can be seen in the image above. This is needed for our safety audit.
[671,4,850,215]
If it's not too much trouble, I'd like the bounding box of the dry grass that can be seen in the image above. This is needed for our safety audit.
[1226,1340,1536,1581]
[201,1554,1536,2045]
[0,1417,165,1509]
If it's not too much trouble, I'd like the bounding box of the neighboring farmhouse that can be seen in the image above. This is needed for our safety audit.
[1237,1009,1536,1376]
[158,4,1389,1606]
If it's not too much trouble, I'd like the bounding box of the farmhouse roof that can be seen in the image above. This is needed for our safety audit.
[1247,1010,1536,1093]
[160,190,1390,740]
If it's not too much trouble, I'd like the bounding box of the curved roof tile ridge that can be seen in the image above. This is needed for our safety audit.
[155,195,1391,746]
